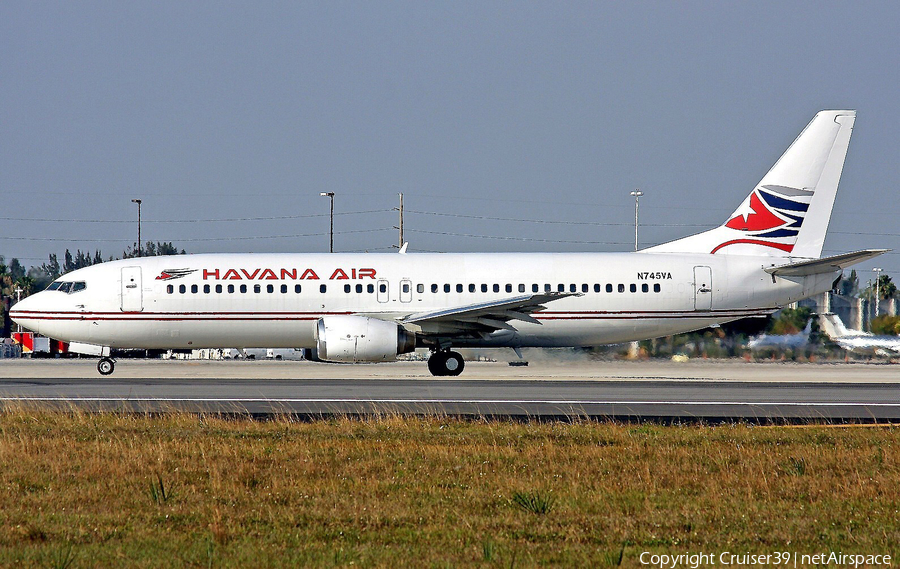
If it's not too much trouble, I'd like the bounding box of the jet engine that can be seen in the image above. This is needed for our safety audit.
[315,315,416,362]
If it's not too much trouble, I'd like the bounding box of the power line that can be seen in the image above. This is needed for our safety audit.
[408,228,631,246]
[0,209,393,224]
[0,228,392,244]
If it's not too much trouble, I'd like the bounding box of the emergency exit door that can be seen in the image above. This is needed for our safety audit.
[121,267,143,312]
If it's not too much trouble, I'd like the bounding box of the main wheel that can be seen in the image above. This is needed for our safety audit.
[443,351,465,376]
[97,357,115,376]
[427,351,465,376]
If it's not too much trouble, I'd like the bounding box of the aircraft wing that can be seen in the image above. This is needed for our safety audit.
[764,250,889,277]
[402,292,577,335]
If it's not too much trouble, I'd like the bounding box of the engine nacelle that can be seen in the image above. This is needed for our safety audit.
[315,315,416,362]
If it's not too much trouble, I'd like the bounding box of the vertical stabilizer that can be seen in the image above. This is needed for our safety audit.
[647,110,856,258]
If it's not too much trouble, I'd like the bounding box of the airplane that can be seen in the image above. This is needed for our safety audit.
[818,313,900,357]
[747,319,813,352]
[10,110,888,376]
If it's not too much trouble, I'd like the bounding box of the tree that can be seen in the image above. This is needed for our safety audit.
[767,307,813,335]
[839,269,859,297]
[861,274,897,301]
[40,254,61,281]
[871,315,900,336]
[8,258,25,282]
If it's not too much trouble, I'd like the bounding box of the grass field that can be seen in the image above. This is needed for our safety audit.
[1,412,898,567]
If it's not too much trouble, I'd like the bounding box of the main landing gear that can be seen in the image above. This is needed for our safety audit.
[427,350,465,376]
[97,357,116,376]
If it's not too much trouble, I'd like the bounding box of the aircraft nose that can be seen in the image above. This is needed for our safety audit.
[9,293,48,334]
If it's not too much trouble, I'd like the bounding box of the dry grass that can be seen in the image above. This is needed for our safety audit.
[1,411,899,567]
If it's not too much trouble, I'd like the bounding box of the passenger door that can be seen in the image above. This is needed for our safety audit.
[693,266,712,311]
[121,267,143,312]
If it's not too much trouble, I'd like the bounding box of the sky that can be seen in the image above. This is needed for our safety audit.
[2,1,898,283]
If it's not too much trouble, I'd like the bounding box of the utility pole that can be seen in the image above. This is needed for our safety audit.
[393,192,404,248]
[874,267,883,318]
[131,199,142,257]
[320,192,335,253]
[630,189,643,251]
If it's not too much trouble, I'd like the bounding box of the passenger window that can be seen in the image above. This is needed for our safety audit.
[417,284,424,294]
[167,285,174,294]
[569,284,577,293]
[295,284,302,293]
[320,284,328,293]
[228,284,235,294]
[431,284,438,293]
[481,284,488,293]
[654,283,661,293]
[606,284,613,293]
[379,283,387,293]
[505,284,512,293]
[204,284,211,294]
[367,284,375,293]
[558,284,565,292]
[493,284,500,293]
[403,283,410,293]
[240,285,247,293]
[456,284,463,293]
[357,284,364,293]
[344,284,351,293]
[444,284,451,293]
[253,284,261,293]
[630,284,637,293]
[281,284,288,293]
[642,283,649,293]
[518,284,525,293]
[618,284,624,293]
[216,284,223,293]
[192,284,199,294]
[267,284,274,293]
[582,284,588,293]
[594,284,600,293]
[469,284,476,293]
[545,284,551,292]
[179,285,186,294]
[532,284,539,293]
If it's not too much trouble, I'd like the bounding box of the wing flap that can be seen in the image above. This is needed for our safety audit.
[403,292,577,333]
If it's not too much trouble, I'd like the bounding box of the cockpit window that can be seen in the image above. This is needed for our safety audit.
[48,281,87,293]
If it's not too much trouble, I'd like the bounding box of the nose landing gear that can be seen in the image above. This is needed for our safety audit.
[97,357,116,376]
[427,350,465,376]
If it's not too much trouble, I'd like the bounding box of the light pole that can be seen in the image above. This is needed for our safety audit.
[14,286,22,333]
[320,192,335,253]
[873,267,883,318]
[131,199,142,257]
[630,190,643,251]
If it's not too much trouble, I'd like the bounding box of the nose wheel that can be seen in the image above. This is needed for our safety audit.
[97,357,116,376]
[427,350,465,376]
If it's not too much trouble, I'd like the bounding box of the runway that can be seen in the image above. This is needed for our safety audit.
[1,358,899,420]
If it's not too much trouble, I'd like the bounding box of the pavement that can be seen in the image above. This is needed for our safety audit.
[1,358,898,421]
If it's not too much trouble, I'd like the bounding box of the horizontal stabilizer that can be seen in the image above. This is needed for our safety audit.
[763,249,888,277]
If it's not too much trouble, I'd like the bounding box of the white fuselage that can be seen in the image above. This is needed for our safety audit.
[11,251,836,350]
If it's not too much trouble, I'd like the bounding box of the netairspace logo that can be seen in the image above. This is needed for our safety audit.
[639,551,892,568]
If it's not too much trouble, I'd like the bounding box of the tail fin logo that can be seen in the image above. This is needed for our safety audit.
[713,186,812,253]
